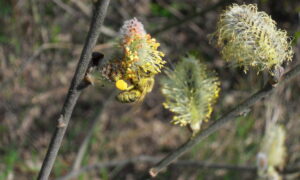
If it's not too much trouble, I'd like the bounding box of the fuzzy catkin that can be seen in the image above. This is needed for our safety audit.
[119,18,166,78]
[101,18,166,83]
[211,4,293,73]
[98,18,166,103]
[257,124,286,180]
[100,18,166,86]
[161,55,220,134]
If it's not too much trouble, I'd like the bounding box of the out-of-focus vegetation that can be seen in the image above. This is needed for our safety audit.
[0,0,299,179]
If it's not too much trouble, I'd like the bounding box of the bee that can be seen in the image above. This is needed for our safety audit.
[116,75,155,103]
[95,60,156,103]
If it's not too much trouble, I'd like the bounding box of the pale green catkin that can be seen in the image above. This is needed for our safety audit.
[161,55,220,135]
[211,4,293,73]
[257,124,286,180]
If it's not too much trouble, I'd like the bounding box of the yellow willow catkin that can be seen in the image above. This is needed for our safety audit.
[211,4,293,73]
[119,17,166,81]
[257,124,286,180]
[99,18,166,103]
[101,18,166,82]
[160,55,220,135]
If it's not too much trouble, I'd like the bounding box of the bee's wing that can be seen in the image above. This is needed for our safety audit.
[128,76,155,114]
[136,77,155,104]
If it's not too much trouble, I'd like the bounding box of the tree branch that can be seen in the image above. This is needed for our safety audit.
[57,156,160,180]
[37,0,110,179]
[57,155,300,180]
[149,64,300,177]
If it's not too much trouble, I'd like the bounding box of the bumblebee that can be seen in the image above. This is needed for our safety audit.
[116,75,155,103]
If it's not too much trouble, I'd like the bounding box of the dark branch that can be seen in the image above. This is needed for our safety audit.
[57,156,160,180]
[57,155,300,180]
[149,64,300,177]
[37,0,110,179]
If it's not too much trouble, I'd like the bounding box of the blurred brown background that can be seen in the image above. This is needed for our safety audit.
[0,0,300,179]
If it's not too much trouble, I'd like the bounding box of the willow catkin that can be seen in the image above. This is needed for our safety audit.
[257,124,286,180]
[160,55,220,135]
[211,4,293,73]
[97,18,166,103]
[119,18,166,78]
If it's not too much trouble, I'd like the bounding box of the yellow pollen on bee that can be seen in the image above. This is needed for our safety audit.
[115,80,129,91]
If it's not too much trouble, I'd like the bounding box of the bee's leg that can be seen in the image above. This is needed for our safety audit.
[115,79,135,91]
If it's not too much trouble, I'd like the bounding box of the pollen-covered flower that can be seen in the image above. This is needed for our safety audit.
[211,4,293,73]
[161,55,220,135]
[99,18,166,103]
[120,18,166,80]
[257,124,286,180]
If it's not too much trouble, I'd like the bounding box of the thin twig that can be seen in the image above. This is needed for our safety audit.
[171,161,300,174]
[70,0,90,17]
[54,0,117,37]
[72,91,117,171]
[30,0,49,42]
[37,0,110,179]
[57,155,300,180]
[1,43,71,90]
[52,0,78,16]
[71,110,102,171]
[149,64,300,177]
[152,0,231,36]
[156,0,202,34]
[57,156,160,180]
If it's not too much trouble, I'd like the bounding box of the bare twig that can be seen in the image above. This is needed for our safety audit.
[26,43,71,68]
[71,110,101,171]
[72,91,116,171]
[152,0,231,35]
[149,64,300,177]
[30,0,49,42]
[156,0,202,34]
[57,156,160,180]
[57,155,300,180]
[37,0,110,179]
[54,0,117,37]
[70,0,90,17]
[16,106,40,140]
[1,43,71,90]
[52,0,78,16]
[171,161,300,174]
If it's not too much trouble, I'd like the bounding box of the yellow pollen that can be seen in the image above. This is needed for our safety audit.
[115,80,129,90]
